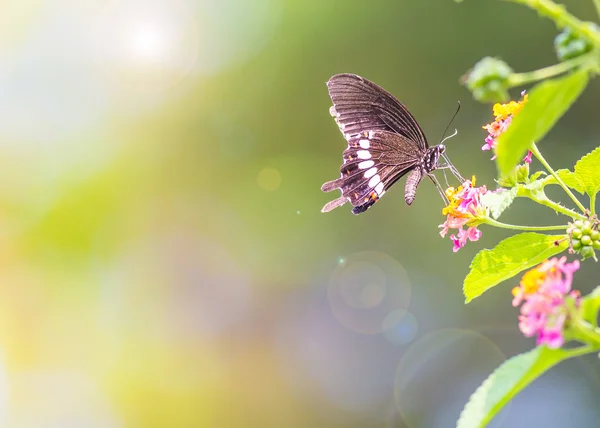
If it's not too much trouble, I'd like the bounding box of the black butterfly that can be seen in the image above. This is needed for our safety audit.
[321,74,461,215]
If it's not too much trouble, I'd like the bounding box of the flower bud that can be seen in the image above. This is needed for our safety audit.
[554,23,598,62]
[515,163,530,183]
[568,219,599,259]
[464,57,513,103]
[580,245,596,260]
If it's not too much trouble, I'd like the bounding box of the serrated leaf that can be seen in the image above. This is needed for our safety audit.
[464,233,568,303]
[574,146,600,198]
[457,347,569,428]
[496,69,589,176]
[480,187,518,219]
[541,169,585,194]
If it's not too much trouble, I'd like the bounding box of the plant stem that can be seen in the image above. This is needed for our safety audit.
[508,53,595,87]
[595,0,600,20]
[530,143,587,213]
[483,217,566,231]
[569,319,600,347]
[505,0,600,47]
[591,194,596,216]
[563,344,600,358]
[520,191,588,220]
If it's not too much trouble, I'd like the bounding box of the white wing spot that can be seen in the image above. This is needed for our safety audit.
[329,106,337,117]
[368,174,381,188]
[375,182,384,195]
[357,150,371,160]
[358,160,374,170]
[364,167,378,179]
[359,139,370,149]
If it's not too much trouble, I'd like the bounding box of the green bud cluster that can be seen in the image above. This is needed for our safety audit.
[554,24,598,62]
[464,57,513,103]
[497,163,530,188]
[569,219,600,260]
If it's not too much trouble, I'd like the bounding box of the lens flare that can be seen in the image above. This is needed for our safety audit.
[328,251,411,335]
[394,329,506,428]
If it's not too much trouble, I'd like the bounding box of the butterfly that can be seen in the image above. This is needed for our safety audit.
[321,73,462,215]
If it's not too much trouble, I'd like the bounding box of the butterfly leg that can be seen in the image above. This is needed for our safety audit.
[441,154,465,182]
[441,167,450,188]
[427,173,449,205]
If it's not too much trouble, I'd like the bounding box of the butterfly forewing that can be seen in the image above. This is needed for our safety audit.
[327,74,428,150]
[322,74,431,214]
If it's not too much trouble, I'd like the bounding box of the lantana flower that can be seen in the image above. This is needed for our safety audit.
[511,257,581,349]
[439,177,489,252]
[482,91,532,163]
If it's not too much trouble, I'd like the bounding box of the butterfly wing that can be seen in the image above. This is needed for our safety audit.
[321,130,423,214]
[322,74,428,214]
[327,73,428,151]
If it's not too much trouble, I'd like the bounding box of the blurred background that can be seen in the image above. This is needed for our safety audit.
[0,0,599,427]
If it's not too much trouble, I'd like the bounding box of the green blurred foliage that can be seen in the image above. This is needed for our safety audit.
[0,0,599,427]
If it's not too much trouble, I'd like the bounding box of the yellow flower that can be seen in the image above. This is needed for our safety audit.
[492,93,528,121]
[517,267,546,295]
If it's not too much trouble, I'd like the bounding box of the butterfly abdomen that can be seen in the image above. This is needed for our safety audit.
[404,168,423,205]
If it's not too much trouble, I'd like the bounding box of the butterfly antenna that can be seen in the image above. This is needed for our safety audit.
[440,128,458,145]
[440,101,461,143]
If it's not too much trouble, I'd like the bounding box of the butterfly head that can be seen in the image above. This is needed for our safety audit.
[422,144,444,173]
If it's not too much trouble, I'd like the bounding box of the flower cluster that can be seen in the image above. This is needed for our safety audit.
[439,177,488,252]
[482,92,532,163]
[512,257,581,349]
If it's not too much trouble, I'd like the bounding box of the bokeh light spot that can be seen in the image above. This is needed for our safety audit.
[395,329,507,428]
[128,23,168,62]
[257,167,281,191]
[382,310,418,345]
[328,251,411,335]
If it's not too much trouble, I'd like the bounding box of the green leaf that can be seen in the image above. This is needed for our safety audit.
[528,170,547,182]
[541,169,584,193]
[480,187,518,219]
[464,233,568,303]
[457,347,570,428]
[582,285,600,328]
[496,69,589,176]
[573,146,600,198]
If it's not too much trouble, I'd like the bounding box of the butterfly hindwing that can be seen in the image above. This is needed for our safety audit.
[321,130,422,214]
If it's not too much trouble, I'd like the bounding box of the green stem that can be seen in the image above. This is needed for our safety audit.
[508,53,594,87]
[562,343,600,358]
[483,217,566,231]
[569,319,600,347]
[522,192,588,220]
[594,0,600,21]
[591,194,596,216]
[504,0,600,47]
[530,143,587,213]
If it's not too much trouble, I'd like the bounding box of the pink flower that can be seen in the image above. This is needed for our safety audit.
[439,177,488,252]
[450,227,482,253]
[482,93,532,164]
[511,257,581,349]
